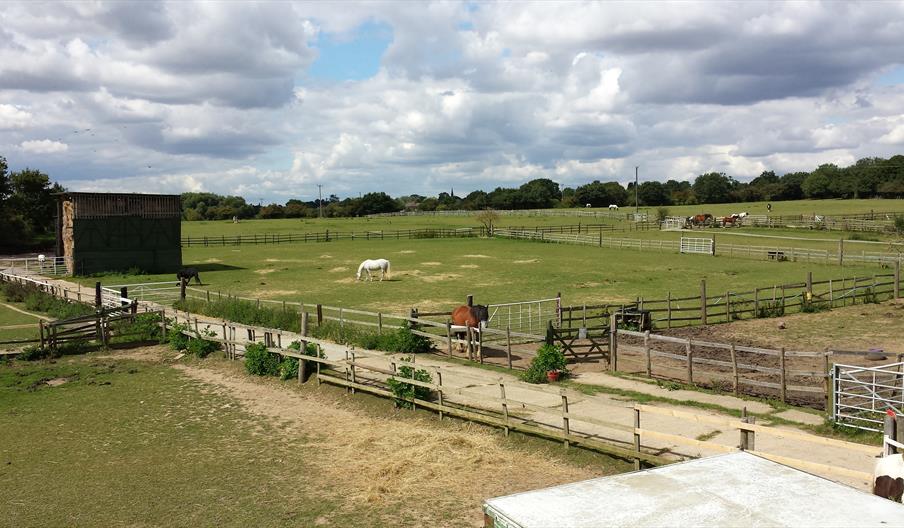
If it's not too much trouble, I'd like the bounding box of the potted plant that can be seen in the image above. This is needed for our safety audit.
[521,344,568,384]
[546,369,561,382]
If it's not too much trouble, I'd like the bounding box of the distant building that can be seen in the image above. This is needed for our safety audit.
[55,192,182,275]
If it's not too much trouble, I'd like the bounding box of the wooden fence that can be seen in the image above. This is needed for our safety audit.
[162,316,875,483]
[180,227,486,247]
[494,228,904,266]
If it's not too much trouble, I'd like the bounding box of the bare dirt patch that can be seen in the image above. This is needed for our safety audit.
[422,273,462,283]
[513,259,539,264]
[328,266,349,273]
[399,250,416,254]
[319,254,333,259]
[251,289,299,298]
[174,361,608,526]
[421,262,441,266]
[459,264,480,269]
[254,269,276,275]
[203,258,222,263]
[462,254,492,258]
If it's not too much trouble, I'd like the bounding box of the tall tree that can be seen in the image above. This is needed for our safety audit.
[692,172,735,204]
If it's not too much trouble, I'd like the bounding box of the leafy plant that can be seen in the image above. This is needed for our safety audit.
[244,342,279,376]
[167,321,190,351]
[859,287,879,305]
[18,345,49,361]
[521,344,568,384]
[800,296,829,313]
[756,300,784,318]
[655,206,670,222]
[186,332,220,358]
[278,357,298,380]
[285,340,326,380]
[386,357,433,409]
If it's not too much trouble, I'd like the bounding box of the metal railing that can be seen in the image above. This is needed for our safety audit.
[832,362,904,432]
[0,256,70,276]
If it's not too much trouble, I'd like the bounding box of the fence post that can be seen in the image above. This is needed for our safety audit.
[725,290,731,321]
[316,304,323,327]
[561,390,570,448]
[301,311,309,337]
[500,381,509,436]
[838,239,844,266]
[180,279,186,301]
[666,291,672,329]
[740,413,749,451]
[700,279,707,325]
[609,314,618,371]
[686,338,693,385]
[467,294,473,307]
[120,287,128,306]
[437,371,444,420]
[378,312,383,334]
[806,271,813,300]
[823,349,831,411]
[349,350,357,395]
[506,326,513,369]
[895,260,901,300]
[643,330,651,377]
[730,344,739,395]
[95,282,102,308]
[633,407,641,470]
[39,320,44,349]
[885,413,896,456]
[446,321,452,356]
[557,292,562,327]
[779,346,787,403]
[466,326,474,361]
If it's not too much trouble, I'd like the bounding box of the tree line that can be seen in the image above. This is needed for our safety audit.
[182,155,904,220]
[0,156,64,248]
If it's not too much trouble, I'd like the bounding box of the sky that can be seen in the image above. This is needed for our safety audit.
[1,1,904,204]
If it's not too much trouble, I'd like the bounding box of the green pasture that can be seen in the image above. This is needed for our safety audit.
[179,199,904,240]
[0,357,349,527]
[78,237,878,312]
[0,303,41,349]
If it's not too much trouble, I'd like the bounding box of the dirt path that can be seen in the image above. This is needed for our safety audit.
[0,302,52,321]
[171,359,607,527]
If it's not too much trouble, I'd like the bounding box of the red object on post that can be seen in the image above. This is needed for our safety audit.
[547,370,560,382]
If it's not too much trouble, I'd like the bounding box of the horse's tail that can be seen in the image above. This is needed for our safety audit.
[385,260,391,279]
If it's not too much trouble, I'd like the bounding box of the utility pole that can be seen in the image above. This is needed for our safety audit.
[634,166,639,214]
[317,184,323,218]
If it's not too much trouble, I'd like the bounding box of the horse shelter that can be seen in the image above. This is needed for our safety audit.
[55,192,182,275]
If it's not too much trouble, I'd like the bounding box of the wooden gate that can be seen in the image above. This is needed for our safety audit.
[553,304,613,362]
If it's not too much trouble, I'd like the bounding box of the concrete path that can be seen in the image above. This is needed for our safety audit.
[12,269,880,490]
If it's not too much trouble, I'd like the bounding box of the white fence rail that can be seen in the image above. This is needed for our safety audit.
[680,237,715,255]
[0,256,70,276]
[832,362,904,432]
[486,297,560,338]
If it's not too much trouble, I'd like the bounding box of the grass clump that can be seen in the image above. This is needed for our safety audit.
[309,322,433,354]
[756,300,785,318]
[521,344,567,384]
[166,320,220,357]
[386,357,433,408]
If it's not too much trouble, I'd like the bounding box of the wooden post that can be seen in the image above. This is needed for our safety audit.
[666,291,672,329]
[730,344,739,395]
[446,320,452,357]
[506,326,513,369]
[896,260,901,300]
[477,327,483,364]
[609,314,618,371]
[829,280,834,307]
[633,407,641,471]
[806,271,813,299]
[686,338,693,385]
[561,390,570,448]
[500,381,509,436]
[316,304,323,327]
[643,330,651,377]
[779,346,787,403]
[299,358,307,384]
[95,282,102,308]
[437,371,444,420]
[885,413,896,456]
[740,415,749,451]
[467,294,473,307]
[700,279,707,325]
[466,326,474,361]
[838,239,844,266]
[747,416,756,451]
[378,312,383,334]
[316,359,321,386]
[39,320,44,349]
[823,349,831,412]
[120,287,128,306]
[300,311,309,337]
[180,279,186,301]
[725,290,731,321]
[350,350,356,395]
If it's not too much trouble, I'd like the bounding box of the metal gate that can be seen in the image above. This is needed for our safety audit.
[485,296,560,337]
[832,362,904,432]
[680,237,714,255]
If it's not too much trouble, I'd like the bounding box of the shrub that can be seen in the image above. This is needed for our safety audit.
[800,296,830,313]
[756,300,784,318]
[167,321,190,351]
[18,345,49,361]
[244,342,280,376]
[278,357,298,380]
[2,282,30,302]
[186,332,220,358]
[655,206,670,222]
[110,312,163,343]
[859,287,879,305]
[521,344,567,384]
[386,357,433,409]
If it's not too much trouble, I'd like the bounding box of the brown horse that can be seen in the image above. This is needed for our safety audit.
[451,304,489,352]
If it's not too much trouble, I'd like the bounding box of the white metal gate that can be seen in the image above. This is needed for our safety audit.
[832,362,904,432]
[486,297,560,337]
[679,237,714,255]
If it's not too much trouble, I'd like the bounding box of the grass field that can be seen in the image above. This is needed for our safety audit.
[78,237,878,313]
[0,350,625,526]
[0,303,41,349]
[179,199,904,239]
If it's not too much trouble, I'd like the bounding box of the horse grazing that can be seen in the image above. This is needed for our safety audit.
[690,213,713,227]
[356,259,391,281]
[608,204,619,210]
[176,268,202,284]
[450,304,489,353]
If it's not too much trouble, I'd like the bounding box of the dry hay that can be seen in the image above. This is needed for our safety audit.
[459,264,479,269]
[421,261,441,266]
[265,258,309,263]
[319,254,333,259]
[173,362,601,527]
[251,289,298,298]
[328,266,349,273]
[462,254,492,258]
[254,269,276,275]
[421,273,462,283]
[333,277,358,284]
[204,258,222,263]
[512,259,539,264]
[399,250,416,254]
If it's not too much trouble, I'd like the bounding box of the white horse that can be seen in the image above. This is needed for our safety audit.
[608,204,619,210]
[356,259,391,281]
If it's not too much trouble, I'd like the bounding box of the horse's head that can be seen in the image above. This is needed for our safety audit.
[473,304,489,323]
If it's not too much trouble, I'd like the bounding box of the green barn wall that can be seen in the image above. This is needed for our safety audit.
[71,217,182,275]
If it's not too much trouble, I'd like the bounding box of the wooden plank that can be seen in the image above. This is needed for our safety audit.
[637,428,736,454]
[747,450,872,482]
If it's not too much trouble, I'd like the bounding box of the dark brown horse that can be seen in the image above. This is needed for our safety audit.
[451,304,489,352]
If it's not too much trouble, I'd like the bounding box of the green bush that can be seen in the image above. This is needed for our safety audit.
[310,322,432,354]
[278,357,298,380]
[800,297,830,313]
[521,344,568,384]
[2,282,30,302]
[110,312,163,343]
[18,345,49,361]
[285,340,326,380]
[244,342,280,376]
[186,333,220,358]
[167,321,190,351]
[756,300,784,318]
[859,287,879,305]
[386,357,433,409]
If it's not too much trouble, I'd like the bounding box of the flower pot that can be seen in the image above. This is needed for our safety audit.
[547,370,560,382]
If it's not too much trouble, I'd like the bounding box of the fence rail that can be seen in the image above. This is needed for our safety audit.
[0,256,70,276]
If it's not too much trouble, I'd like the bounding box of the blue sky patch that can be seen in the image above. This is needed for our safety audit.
[307,20,392,81]
[875,65,904,86]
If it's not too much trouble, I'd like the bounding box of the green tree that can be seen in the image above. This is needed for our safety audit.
[9,168,63,236]
[637,181,671,206]
[692,172,735,204]
[574,181,627,207]
[801,170,832,198]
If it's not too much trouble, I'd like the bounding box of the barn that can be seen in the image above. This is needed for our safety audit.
[55,192,182,275]
[483,452,904,527]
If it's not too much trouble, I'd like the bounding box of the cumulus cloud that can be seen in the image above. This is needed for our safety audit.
[0,1,903,202]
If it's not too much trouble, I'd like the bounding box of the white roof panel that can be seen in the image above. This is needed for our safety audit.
[484,452,904,528]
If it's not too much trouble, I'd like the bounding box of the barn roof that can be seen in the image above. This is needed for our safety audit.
[483,452,904,528]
